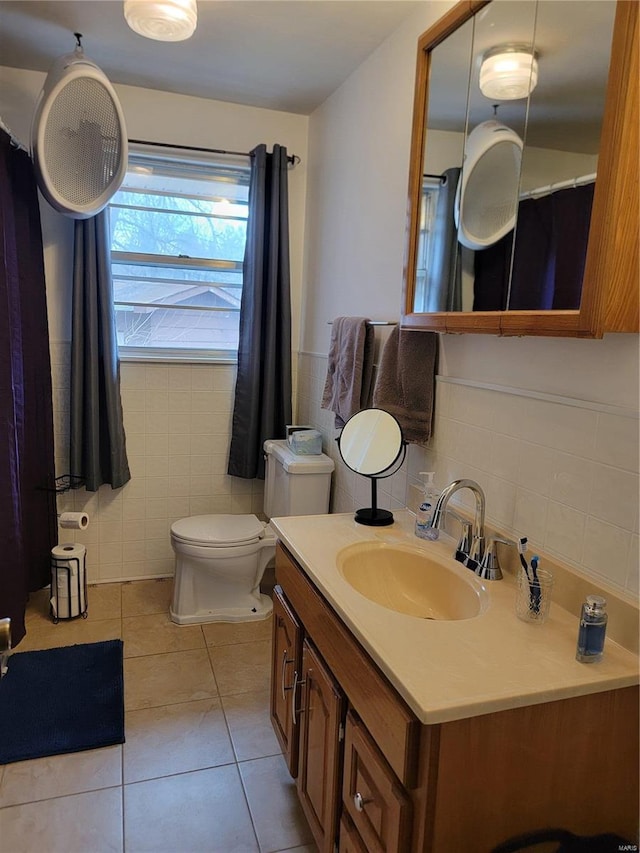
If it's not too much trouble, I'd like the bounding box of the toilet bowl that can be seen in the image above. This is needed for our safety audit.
[170,439,334,625]
[170,514,276,624]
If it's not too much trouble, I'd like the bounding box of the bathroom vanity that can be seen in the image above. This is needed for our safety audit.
[269,512,639,852]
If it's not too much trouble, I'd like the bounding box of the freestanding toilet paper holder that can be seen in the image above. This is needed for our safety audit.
[50,546,88,623]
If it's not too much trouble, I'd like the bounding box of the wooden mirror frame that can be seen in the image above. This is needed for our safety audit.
[401,0,638,338]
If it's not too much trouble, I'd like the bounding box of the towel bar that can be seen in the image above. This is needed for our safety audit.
[327,320,397,326]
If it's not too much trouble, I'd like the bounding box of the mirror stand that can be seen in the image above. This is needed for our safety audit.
[355,474,397,527]
[337,408,407,528]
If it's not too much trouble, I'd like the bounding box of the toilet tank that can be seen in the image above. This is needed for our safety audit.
[263,439,334,518]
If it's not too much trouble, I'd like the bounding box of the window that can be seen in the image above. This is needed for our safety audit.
[413,177,441,313]
[109,150,250,361]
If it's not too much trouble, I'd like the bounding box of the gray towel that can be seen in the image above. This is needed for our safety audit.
[372,326,437,444]
[321,317,374,428]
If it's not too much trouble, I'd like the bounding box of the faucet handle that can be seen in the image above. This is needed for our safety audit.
[448,514,483,572]
[476,536,510,581]
[450,516,473,563]
[444,511,473,563]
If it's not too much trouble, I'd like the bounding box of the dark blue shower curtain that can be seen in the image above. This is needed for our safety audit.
[0,129,57,647]
[228,144,292,480]
[474,183,595,311]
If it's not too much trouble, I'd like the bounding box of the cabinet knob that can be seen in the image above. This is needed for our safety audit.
[354,792,372,812]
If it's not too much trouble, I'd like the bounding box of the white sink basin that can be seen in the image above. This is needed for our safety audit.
[337,541,488,620]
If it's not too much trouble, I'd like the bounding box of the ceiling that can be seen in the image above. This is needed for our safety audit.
[0,1,616,153]
[0,0,422,114]
[426,1,617,155]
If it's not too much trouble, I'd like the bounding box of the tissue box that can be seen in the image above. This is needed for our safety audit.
[289,429,323,455]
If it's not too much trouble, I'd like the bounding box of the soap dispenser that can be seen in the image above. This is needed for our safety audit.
[415,472,439,541]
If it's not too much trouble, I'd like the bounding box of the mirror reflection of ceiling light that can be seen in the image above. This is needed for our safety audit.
[479,45,539,100]
[124,0,198,42]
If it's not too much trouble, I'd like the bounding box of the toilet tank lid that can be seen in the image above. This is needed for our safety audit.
[264,439,335,473]
[171,514,265,545]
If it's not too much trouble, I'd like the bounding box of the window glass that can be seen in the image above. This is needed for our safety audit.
[109,151,250,360]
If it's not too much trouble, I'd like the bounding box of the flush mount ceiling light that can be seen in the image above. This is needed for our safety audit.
[124,0,197,42]
[479,45,539,100]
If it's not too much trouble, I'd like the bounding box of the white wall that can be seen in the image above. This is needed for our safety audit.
[298,4,639,598]
[0,64,308,583]
[424,129,598,191]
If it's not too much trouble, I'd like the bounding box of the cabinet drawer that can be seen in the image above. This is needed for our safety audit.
[339,814,369,853]
[342,711,412,853]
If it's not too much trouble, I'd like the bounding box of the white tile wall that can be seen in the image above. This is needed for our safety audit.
[296,351,640,599]
[51,345,265,583]
[48,343,638,596]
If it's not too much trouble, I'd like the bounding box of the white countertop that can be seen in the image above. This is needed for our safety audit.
[270,510,639,725]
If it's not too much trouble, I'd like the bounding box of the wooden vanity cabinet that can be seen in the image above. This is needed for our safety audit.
[271,541,639,851]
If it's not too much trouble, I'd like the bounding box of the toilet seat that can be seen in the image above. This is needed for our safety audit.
[171,514,266,548]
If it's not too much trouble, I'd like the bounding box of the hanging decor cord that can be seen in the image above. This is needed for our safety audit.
[129,138,300,167]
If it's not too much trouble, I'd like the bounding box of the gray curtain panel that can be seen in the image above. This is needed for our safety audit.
[70,211,130,492]
[0,129,57,647]
[424,167,462,313]
[228,144,292,480]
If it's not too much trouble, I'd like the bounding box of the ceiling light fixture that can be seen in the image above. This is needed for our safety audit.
[124,0,198,42]
[479,45,539,100]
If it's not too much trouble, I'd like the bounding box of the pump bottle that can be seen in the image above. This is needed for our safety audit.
[415,472,439,541]
[576,595,607,662]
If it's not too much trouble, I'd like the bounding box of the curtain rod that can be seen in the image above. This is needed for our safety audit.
[0,116,28,152]
[520,171,596,201]
[129,138,300,167]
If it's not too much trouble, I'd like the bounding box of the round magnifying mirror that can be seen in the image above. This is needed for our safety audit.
[339,409,404,475]
[338,409,405,526]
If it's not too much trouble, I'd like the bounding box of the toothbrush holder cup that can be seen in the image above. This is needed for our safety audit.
[515,568,554,624]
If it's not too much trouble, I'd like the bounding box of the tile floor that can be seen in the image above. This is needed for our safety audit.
[0,580,317,853]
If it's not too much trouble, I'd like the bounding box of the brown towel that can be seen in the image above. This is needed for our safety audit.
[321,317,374,428]
[372,326,437,444]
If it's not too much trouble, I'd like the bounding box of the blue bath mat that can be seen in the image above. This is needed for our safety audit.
[0,640,125,764]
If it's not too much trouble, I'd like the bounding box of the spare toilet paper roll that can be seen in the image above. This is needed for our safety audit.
[58,511,89,530]
[51,543,87,570]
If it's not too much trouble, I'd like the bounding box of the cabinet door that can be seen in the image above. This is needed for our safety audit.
[401,0,638,337]
[297,639,346,853]
[342,711,412,853]
[270,585,302,777]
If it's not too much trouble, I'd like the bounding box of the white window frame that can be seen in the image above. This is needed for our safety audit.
[110,146,250,364]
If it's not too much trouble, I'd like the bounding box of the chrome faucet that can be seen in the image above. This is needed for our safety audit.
[428,479,486,569]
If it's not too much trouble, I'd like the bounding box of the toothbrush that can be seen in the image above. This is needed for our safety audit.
[517,537,531,580]
[530,555,541,614]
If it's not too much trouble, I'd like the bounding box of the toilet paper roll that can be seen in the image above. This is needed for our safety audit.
[51,543,87,572]
[58,512,89,530]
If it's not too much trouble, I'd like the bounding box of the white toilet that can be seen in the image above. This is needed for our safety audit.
[169,439,334,625]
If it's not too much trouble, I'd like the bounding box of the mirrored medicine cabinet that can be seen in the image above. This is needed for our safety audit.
[401,0,638,338]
